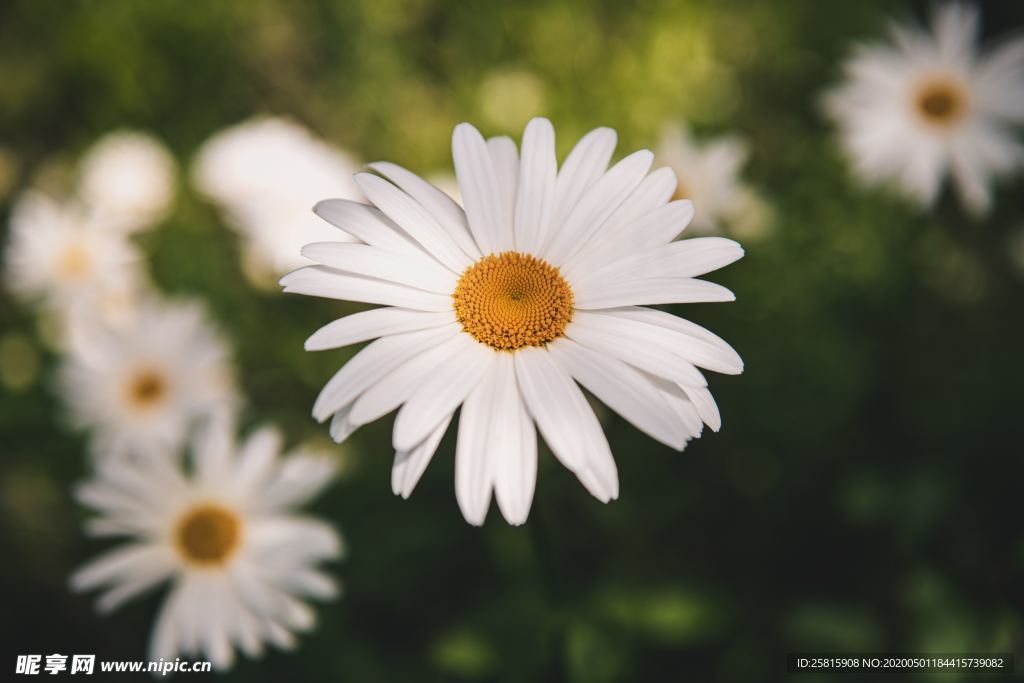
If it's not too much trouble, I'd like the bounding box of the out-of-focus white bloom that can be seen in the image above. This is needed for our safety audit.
[192,117,363,279]
[3,190,144,320]
[78,130,176,233]
[72,420,342,670]
[59,297,239,460]
[657,124,769,237]
[825,3,1024,216]
[285,117,744,526]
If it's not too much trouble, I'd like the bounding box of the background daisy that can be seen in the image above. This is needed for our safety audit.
[657,123,770,238]
[59,297,239,459]
[192,116,364,281]
[77,130,177,233]
[72,419,342,670]
[825,2,1024,215]
[4,190,144,323]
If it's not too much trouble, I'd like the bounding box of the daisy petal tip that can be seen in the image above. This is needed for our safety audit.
[453,122,483,139]
[525,116,554,132]
[311,199,341,221]
[459,506,486,526]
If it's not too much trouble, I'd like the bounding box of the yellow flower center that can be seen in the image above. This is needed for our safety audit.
[914,78,967,127]
[453,251,573,351]
[125,368,168,410]
[57,242,91,280]
[175,504,241,565]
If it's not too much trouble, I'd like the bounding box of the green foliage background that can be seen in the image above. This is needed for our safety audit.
[1,1,1023,681]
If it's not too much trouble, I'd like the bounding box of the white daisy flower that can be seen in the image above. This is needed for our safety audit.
[192,117,363,279]
[71,420,342,670]
[657,123,768,238]
[825,2,1024,215]
[283,117,744,526]
[59,297,239,459]
[78,130,176,233]
[3,190,144,319]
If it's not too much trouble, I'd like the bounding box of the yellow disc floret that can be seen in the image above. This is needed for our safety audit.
[453,251,573,351]
[175,503,241,565]
[914,77,968,127]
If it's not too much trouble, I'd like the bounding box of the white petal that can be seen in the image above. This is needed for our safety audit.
[682,383,722,432]
[259,452,337,510]
[348,331,469,426]
[632,199,696,246]
[300,242,458,293]
[282,568,338,601]
[94,555,176,614]
[513,117,557,254]
[329,404,357,443]
[305,308,454,351]
[573,238,744,289]
[565,313,707,387]
[513,346,618,502]
[455,354,536,525]
[573,276,734,309]
[548,338,689,449]
[644,372,704,438]
[563,166,677,277]
[949,130,1001,217]
[312,324,460,421]
[392,334,495,451]
[492,383,537,526]
[454,366,497,526]
[452,122,507,254]
[280,265,452,311]
[367,161,481,260]
[71,544,172,592]
[543,149,654,265]
[228,430,286,506]
[548,127,618,237]
[596,306,743,374]
[149,580,187,662]
[606,165,678,226]
[354,172,472,272]
[976,40,1024,119]
[392,412,453,499]
[488,136,520,252]
[313,199,427,257]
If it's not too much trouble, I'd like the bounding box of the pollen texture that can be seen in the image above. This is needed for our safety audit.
[915,78,967,126]
[176,504,241,565]
[453,251,573,351]
[126,368,168,409]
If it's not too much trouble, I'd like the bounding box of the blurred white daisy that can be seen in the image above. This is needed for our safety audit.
[78,130,176,233]
[72,420,342,670]
[825,3,1024,215]
[3,190,144,320]
[192,117,363,280]
[60,297,239,459]
[657,124,769,238]
[283,117,744,526]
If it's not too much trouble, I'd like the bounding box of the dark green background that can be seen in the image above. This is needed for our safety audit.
[1,1,1022,681]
